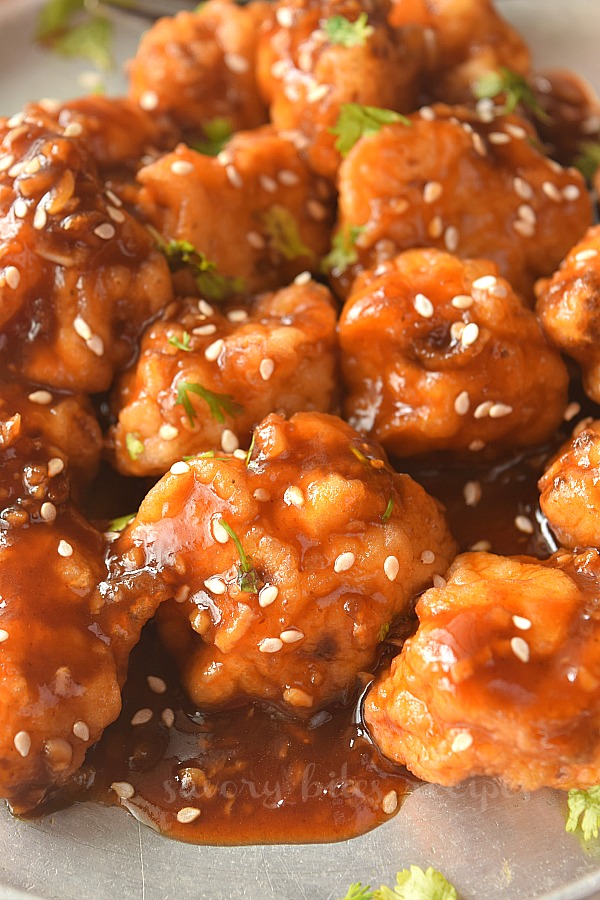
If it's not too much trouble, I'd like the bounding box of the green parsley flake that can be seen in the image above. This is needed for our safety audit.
[176,381,243,426]
[107,513,135,533]
[575,142,600,181]
[125,432,144,461]
[168,331,192,352]
[377,622,390,643]
[261,206,315,262]
[191,117,233,157]
[340,884,374,900]
[381,495,394,523]
[149,229,244,302]
[473,67,550,122]
[322,225,365,275]
[324,13,374,48]
[245,432,256,467]
[341,867,457,900]
[566,786,600,841]
[37,0,116,70]
[331,103,411,157]
[219,519,259,593]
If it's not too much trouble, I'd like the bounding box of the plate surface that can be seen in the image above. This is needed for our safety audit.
[1,1,600,898]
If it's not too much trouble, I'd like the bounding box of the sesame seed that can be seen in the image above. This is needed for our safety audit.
[563,185,581,201]
[454,391,470,416]
[86,335,104,357]
[259,174,278,193]
[382,790,398,814]
[512,615,532,631]
[221,430,239,453]
[276,6,293,26]
[107,206,125,224]
[472,275,498,291]
[542,181,562,202]
[475,97,495,122]
[14,731,31,758]
[419,106,435,121]
[224,51,249,74]
[444,226,459,252]
[40,502,57,523]
[384,555,399,581]
[162,708,175,727]
[177,806,201,824]
[192,324,217,336]
[271,59,289,79]
[474,400,493,419]
[227,309,249,323]
[451,294,473,309]
[147,675,167,694]
[93,223,116,240]
[515,514,534,535]
[489,403,513,418]
[170,461,190,475]
[198,300,215,319]
[205,338,225,361]
[13,198,28,218]
[517,204,537,226]
[564,401,581,422]
[307,200,327,221]
[469,440,485,452]
[73,315,92,341]
[414,293,434,318]
[513,219,535,238]
[280,629,304,644]
[0,630,8,643]
[230,448,245,460]
[47,457,64,477]
[174,585,190,603]
[432,574,447,589]
[0,154,14,172]
[463,481,481,507]
[247,230,266,249]
[33,207,47,230]
[421,550,435,564]
[279,169,300,186]
[294,271,311,285]
[307,83,329,104]
[461,322,479,347]
[470,539,491,551]
[111,781,135,800]
[204,576,227,595]
[334,551,355,573]
[259,637,283,653]
[513,177,533,200]
[28,389,52,406]
[4,266,21,290]
[488,131,510,145]
[63,121,83,138]
[505,124,527,139]
[284,486,305,508]
[259,584,279,608]
[225,165,243,188]
[574,248,598,262]
[171,159,194,176]
[451,732,473,753]
[428,215,443,238]
[510,636,530,663]
[159,424,179,441]
[139,90,159,111]
[212,517,229,544]
[73,721,89,741]
[253,488,270,502]
[131,708,153,726]
[259,358,275,381]
[423,181,442,204]
[58,540,73,558]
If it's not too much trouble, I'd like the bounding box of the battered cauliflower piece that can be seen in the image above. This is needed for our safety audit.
[536,226,600,405]
[365,549,600,791]
[0,111,173,393]
[256,0,424,181]
[136,128,335,294]
[335,104,591,300]
[539,421,600,551]
[116,411,456,711]
[338,249,568,456]
[388,0,531,105]
[109,280,338,476]
[128,0,271,138]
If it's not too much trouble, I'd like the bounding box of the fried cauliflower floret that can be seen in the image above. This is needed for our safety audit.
[366,549,600,791]
[536,226,600,405]
[256,0,424,181]
[338,249,568,456]
[0,111,173,393]
[388,0,530,105]
[128,0,271,138]
[335,104,591,300]
[117,412,456,711]
[539,422,600,551]
[136,128,335,294]
[109,280,338,476]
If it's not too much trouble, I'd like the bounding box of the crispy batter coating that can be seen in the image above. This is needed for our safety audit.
[335,104,591,300]
[0,110,173,393]
[539,421,600,551]
[388,0,530,105]
[128,0,271,137]
[109,280,338,476]
[136,127,335,294]
[536,226,600,405]
[339,249,568,456]
[366,549,600,791]
[256,0,424,181]
[115,412,455,711]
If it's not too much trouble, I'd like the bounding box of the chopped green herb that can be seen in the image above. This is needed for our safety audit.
[183,451,229,461]
[331,103,411,157]
[190,117,233,157]
[350,445,369,464]
[168,331,192,352]
[342,867,457,900]
[324,13,374,48]
[340,884,374,900]
[322,225,365,275]
[378,622,390,642]
[575,141,600,181]
[566,786,600,841]
[245,432,256,467]
[219,519,259,593]
[473,67,550,122]
[107,513,135,533]
[36,0,116,70]
[125,432,144,461]
[149,229,244,302]
[261,205,315,261]
[176,381,243,426]
[381,495,394,523]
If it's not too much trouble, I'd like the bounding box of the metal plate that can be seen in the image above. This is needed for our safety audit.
[1,1,600,897]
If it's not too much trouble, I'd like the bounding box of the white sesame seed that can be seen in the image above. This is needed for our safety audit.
[451,732,473,753]
[574,248,598,262]
[139,90,159,111]
[471,132,487,156]
[276,6,294,26]
[0,154,14,172]
[510,636,530,663]
[454,391,470,416]
[13,198,28,219]
[444,226,459,252]
[204,576,227,595]
[307,200,327,221]
[420,550,435,564]
[73,315,92,341]
[73,721,89,741]
[475,97,495,122]
[271,59,289,79]
[28,390,52,408]
[515,514,534,535]
[14,731,31,758]
[225,165,243,188]
[147,675,167,694]
[107,205,126,223]
[488,131,510,145]
[40,502,57,523]
[489,402,513,418]
[284,486,305,508]
[470,539,491,551]
[505,124,527,139]
[428,215,443,238]
[279,169,300,186]
[159,424,179,441]
[259,637,284,653]
[212,517,229,544]
[563,184,581,201]
[86,335,104,357]
[423,181,442,204]
[197,301,214,320]
[8,162,25,179]
[259,358,275,381]
[451,295,473,310]
[232,448,246,460]
[472,275,497,291]
[174,585,190,603]
[63,121,83,138]
[170,159,194,176]
[33,207,47,231]
[221,430,239,453]
[419,106,435,121]
[108,781,135,802]
[280,629,304,644]
[474,400,493,419]
[47,457,64,477]
[307,83,329,104]
[513,177,533,200]
[205,338,225,361]
[192,324,217,336]
[334,551,355,573]
[253,488,270,502]
[177,806,201,824]
[0,630,8,643]
[247,230,266,250]
[384,555,399,581]
[227,309,249,323]
[93,223,116,240]
[162,708,175,727]
[564,401,581,422]
[469,440,485,452]
[382,790,398,814]
[170,461,190,475]
[432,574,447,589]
[224,51,249,74]
[294,271,311,285]
[542,181,562,202]
[512,615,532,631]
[131,708,153,726]
[259,584,279,608]
[517,204,537,226]
[463,481,481,507]
[58,540,73,558]
[461,322,479,347]
[414,293,434,318]
[259,174,278,193]
[4,266,21,290]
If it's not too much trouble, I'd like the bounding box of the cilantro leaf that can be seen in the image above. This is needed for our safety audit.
[340,884,374,900]
[374,866,457,900]
[219,519,259,593]
[107,513,135,533]
[574,142,600,181]
[261,206,315,261]
[378,622,390,642]
[331,104,411,156]
[36,0,83,40]
[381,495,394,523]
[473,67,550,123]
[37,0,114,70]
[191,117,233,157]
[245,432,256,467]
[324,13,374,48]
[125,432,144,461]
[176,381,243,426]
[149,229,245,302]
[168,331,192,352]
[322,225,365,275]
[566,786,600,841]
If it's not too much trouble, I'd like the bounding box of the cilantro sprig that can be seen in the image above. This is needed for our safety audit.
[125,432,144,461]
[176,381,243,426]
[381,496,394,523]
[261,206,315,261]
[168,331,192,352]
[219,519,259,593]
[324,13,374,48]
[149,228,244,302]
[36,0,133,70]
[341,866,457,900]
[473,67,550,122]
[331,104,411,156]
[566,786,600,841]
[107,513,135,533]
[190,117,233,157]
[322,225,365,275]
[575,142,600,181]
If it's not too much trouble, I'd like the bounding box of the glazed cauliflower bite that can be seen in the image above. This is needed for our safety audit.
[116,412,456,711]
[256,0,424,181]
[0,110,173,393]
[536,226,600,405]
[539,421,600,551]
[136,127,335,294]
[338,249,568,456]
[109,279,338,476]
[128,0,271,138]
[366,549,600,792]
[335,104,591,300]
